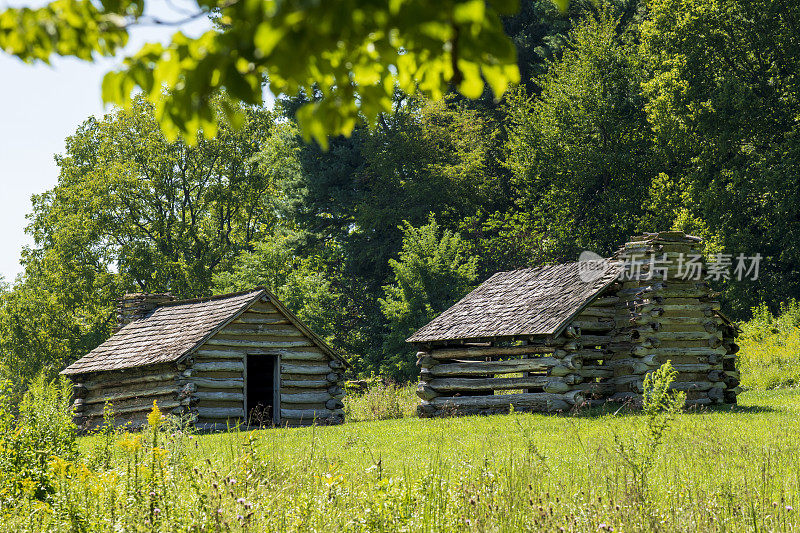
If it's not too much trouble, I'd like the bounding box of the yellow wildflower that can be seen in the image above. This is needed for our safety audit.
[118,433,143,452]
[148,400,164,428]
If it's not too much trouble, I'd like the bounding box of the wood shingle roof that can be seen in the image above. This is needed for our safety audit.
[407,260,621,343]
[62,289,266,375]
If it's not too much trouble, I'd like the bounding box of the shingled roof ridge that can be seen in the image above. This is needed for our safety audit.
[487,258,619,277]
[156,287,266,308]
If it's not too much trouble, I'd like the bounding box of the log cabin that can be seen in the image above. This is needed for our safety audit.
[408,231,740,417]
[62,288,348,430]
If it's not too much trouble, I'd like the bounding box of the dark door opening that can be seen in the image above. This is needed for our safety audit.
[246,354,278,426]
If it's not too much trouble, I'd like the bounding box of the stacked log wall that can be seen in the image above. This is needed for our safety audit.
[608,231,739,406]
[190,295,344,428]
[567,291,619,405]
[70,363,185,431]
[416,335,586,417]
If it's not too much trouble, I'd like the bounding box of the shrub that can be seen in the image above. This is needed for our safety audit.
[343,381,418,422]
[737,300,800,390]
[0,374,77,504]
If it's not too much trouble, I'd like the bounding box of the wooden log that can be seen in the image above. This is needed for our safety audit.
[429,344,558,360]
[631,346,726,357]
[329,359,345,370]
[195,349,245,360]
[326,372,342,383]
[197,407,244,419]
[579,367,614,378]
[192,377,244,389]
[83,370,178,391]
[233,314,290,325]
[417,383,439,400]
[281,392,332,404]
[194,361,244,372]
[326,398,344,410]
[670,363,718,373]
[246,302,279,314]
[660,302,720,312]
[570,319,614,331]
[724,342,740,354]
[281,363,332,375]
[82,398,180,417]
[84,384,177,405]
[427,375,580,394]
[707,387,724,401]
[430,355,581,377]
[652,331,721,341]
[580,335,614,345]
[280,408,342,420]
[250,348,326,361]
[281,379,328,389]
[206,338,312,349]
[684,397,713,407]
[195,391,244,402]
[550,364,583,377]
[591,296,620,307]
[219,325,303,336]
[669,381,725,392]
[430,392,580,411]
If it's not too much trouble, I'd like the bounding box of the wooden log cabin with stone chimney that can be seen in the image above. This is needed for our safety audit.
[62,288,348,430]
[407,231,741,417]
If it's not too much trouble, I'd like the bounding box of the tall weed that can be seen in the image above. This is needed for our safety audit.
[343,381,417,421]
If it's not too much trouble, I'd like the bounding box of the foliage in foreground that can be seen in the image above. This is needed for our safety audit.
[0,0,524,145]
[0,375,76,506]
[737,300,800,391]
[1,379,799,531]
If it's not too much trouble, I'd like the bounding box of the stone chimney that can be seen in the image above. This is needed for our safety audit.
[115,292,174,331]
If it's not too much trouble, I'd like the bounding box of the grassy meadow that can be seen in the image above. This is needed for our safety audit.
[0,387,797,532]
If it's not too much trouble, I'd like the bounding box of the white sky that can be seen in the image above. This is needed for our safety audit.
[0,1,262,282]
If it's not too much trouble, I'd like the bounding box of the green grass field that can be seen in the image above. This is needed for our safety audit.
[6,388,799,532]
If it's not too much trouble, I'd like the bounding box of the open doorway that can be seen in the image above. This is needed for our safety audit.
[246,354,280,426]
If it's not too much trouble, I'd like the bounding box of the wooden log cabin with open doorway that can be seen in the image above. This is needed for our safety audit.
[61,288,348,430]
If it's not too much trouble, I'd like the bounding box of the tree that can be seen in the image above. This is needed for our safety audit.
[0,0,530,145]
[504,9,657,261]
[28,95,277,298]
[641,0,800,316]
[0,96,280,384]
[274,93,507,375]
[213,235,341,343]
[380,215,477,380]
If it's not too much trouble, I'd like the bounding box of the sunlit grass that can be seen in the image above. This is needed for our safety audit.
[4,388,792,531]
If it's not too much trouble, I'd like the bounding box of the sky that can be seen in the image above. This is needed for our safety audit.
[0,1,217,282]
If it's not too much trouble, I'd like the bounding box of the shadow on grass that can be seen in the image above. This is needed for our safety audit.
[569,401,779,417]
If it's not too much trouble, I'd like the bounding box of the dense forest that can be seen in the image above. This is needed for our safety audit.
[2,0,799,386]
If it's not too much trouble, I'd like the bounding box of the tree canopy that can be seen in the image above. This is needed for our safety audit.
[0,0,548,145]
